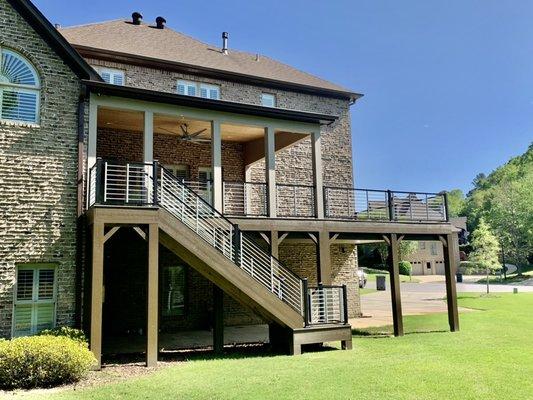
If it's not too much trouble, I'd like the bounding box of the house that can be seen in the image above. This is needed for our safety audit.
[0,0,461,368]
[407,217,468,275]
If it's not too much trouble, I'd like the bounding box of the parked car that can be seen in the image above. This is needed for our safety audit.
[357,269,368,288]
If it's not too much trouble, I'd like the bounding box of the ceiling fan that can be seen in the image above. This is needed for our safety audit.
[158,121,210,144]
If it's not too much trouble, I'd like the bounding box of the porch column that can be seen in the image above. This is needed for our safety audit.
[212,120,223,212]
[87,99,98,169]
[317,231,332,284]
[90,221,104,369]
[265,126,277,218]
[143,111,154,163]
[311,130,324,219]
[146,223,159,367]
[387,233,404,337]
[213,286,224,353]
[443,233,460,332]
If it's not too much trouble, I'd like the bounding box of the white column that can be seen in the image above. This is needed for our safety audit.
[212,120,223,212]
[143,111,154,163]
[87,98,98,169]
[311,129,324,219]
[265,125,277,218]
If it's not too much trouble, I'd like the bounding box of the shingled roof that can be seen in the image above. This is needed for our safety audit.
[59,20,361,100]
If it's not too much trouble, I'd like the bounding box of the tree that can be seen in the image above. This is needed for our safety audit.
[469,218,501,293]
[376,240,418,272]
[446,189,466,218]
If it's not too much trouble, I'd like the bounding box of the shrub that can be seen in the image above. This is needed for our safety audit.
[399,261,412,276]
[0,335,96,389]
[38,327,87,344]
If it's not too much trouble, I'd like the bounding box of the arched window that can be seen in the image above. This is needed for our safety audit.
[0,48,40,124]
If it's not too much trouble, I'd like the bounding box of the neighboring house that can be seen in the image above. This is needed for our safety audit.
[0,0,461,368]
[407,217,468,275]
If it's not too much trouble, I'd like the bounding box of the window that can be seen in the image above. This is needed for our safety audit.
[198,167,213,182]
[418,242,426,250]
[430,242,438,256]
[261,93,276,107]
[165,164,189,181]
[0,48,40,124]
[13,264,56,336]
[161,265,186,316]
[93,67,125,85]
[177,80,220,99]
[199,83,220,100]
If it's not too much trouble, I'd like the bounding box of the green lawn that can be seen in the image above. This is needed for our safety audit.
[22,294,533,400]
[366,271,420,283]
[475,268,533,285]
[359,287,377,295]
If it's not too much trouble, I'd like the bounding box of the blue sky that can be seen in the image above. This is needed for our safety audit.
[36,0,532,193]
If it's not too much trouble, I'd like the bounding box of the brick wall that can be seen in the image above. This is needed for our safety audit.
[97,128,245,181]
[0,0,81,338]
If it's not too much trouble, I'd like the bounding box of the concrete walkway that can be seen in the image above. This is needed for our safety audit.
[350,279,533,329]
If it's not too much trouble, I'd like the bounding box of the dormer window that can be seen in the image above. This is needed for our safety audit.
[93,66,124,85]
[261,93,276,107]
[177,80,220,100]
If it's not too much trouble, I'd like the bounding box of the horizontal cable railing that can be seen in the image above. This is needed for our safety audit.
[324,187,447,222]
[307,285,348,325]
[223,181,268,217]
[276,183,316,218]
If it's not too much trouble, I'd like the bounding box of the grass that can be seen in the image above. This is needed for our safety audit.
[18,293,533,400]
[359,287,377,295]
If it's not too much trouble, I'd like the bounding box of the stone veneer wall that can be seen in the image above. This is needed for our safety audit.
[0,0,81,338]
[278,243,361,318]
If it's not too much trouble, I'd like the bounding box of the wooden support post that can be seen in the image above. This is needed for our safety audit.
[265,126,277,218]
[318,231,332,284]
[270,230,279,259]
[311,129,324,219]
[213,285,224,353]
[443,232,460,332]
[146,223,159,367]
[387,233,404,337]
[143,111,154,163]
[90,221,104,369]
[212,120,223,212]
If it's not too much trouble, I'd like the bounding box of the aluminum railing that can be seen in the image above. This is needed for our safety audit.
[306,285,348,325]
[223,181,268,217]
[324,187,448,222]
[276,183,316,218]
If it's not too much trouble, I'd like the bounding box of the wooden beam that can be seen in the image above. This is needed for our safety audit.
[438,235,448,247]
[382,234,391,245]
[146,223,159,367]
[307,232,318,245]
[133,226,147,241]
[329,233,340,243]
[103,226,120,244]
[278,232,289,244]
[318,231,332,284]
[388,233,404,337]
[259,232,271,246]
[213,285,224,353]
[90,221,104,369]
[443,233,460,332]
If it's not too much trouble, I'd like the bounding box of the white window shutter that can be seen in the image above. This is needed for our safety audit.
[100,72,112,84]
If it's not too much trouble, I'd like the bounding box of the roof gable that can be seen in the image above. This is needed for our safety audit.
[6,0,101,81]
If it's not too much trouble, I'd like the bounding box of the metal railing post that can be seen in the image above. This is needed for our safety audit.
[342,284,348,324]
[302,278,309,326]
[95,158,103,204]
[233,224,242,268]
[443,191,450,222]
[387,190,394,221]
[152,160,159,206]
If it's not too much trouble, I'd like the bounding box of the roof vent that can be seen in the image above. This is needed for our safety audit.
[156,16,166,29]
[222,32,229,55]
[54,23,61,29]
[132,12,143,25]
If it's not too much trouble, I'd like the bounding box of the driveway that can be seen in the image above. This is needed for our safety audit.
[350,278,533,329]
